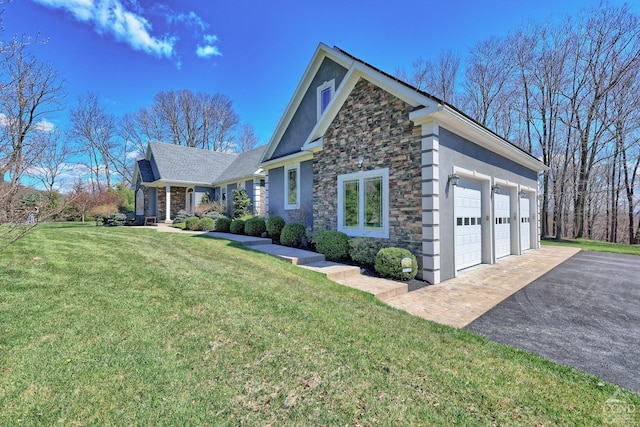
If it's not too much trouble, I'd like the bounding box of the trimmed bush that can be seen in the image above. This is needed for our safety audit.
[103,213,128,226]
[184,216,200,230]
[215,217,232,232]
[198,217,215,231]
[280,222,306,247]
[244,217,266,237]
[315,230,350,261]
[202,211,226,221]
[230,219,246,235]
[375,247,418,281]
[266,215,286,240]
[173,210,189,224]
[349,237,387,266]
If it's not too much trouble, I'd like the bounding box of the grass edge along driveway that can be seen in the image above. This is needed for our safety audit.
[1,223,638,426]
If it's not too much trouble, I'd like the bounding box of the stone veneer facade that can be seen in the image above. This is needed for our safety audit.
[156,186,187,220]
[313,79,423,270]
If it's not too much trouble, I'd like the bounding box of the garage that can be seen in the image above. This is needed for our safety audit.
[520,196,530,251]
[494,192,511,258]
[455,184,483,270]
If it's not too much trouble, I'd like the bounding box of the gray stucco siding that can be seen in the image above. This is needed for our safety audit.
[194,186,213,205]
[267,160,314,227]
[271,58,348,159]
[437,127,539,280]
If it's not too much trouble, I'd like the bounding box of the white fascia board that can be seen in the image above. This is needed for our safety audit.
[212,171,266,188]
[259,150,313,170]
[301,137,323,153]
[261,43,354,163]
[152,179,213,187]
[305,62,439,146]
[412,106,548,173]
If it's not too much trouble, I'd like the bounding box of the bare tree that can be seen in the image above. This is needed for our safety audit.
[395,50,459,103]
[236,123,259,153]
[126,90,240,152]
[28,129,75,193]
[69,92,118,190]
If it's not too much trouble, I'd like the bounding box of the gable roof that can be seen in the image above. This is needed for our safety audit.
[262,42,546,172]
[147,141,238,186]
[136,159,156,183]
[215,145,266,184]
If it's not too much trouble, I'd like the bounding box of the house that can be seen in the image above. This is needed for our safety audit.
[260,43,547,284]
[132,142,266,222]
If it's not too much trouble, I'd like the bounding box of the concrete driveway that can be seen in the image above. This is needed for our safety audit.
[466,251,640,392]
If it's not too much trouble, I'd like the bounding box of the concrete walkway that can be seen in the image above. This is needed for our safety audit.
[152,224,579,329]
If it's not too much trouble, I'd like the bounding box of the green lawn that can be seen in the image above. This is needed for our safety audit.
[1,224,638,425]
[542,237,640,255]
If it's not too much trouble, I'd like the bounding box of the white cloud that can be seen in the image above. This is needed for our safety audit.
[196,34,221,59]
[35,119,55,132]
[33,0,175,58]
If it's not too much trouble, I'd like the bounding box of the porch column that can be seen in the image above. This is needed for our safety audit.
[165,185,171,222]
[253,178,261,215]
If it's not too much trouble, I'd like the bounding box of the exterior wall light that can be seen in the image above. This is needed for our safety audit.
[448,174,460,186]
[357,156,364,168]
[492,184,502,194]
[518,190,527,197]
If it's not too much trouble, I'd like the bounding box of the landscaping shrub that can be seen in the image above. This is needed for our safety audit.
[280,222,306,247]
[315,230,350,261]
[244,217,266,237]
[230,219,246,235]
[173,210,189,224]
[215,217,232,232]
[267,215,286,240]
[185,216,200,230]
[349,237,387,266]
[201,211,226,221]
[375,247,418,280]
[103,213,128,226]
[232,188,251,218]
[198,217,215,231]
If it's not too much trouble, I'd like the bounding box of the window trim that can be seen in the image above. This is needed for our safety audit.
[317,79,335,120]
[337,168,389,238]
[284,163,300,210]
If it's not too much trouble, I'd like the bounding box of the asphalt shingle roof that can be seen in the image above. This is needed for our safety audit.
[148,142,238,185]
[136,159,156,183]
[217,146,266,184]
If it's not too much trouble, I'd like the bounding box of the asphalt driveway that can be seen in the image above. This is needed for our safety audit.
[466,250,640,392]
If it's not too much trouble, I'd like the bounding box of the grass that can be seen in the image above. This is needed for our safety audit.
[1,223,638,425]
[542,237,640,255]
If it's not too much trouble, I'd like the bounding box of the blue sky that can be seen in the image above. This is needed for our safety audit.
[5,0,638,147]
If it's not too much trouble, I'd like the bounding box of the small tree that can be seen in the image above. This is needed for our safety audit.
[232,188,251,218]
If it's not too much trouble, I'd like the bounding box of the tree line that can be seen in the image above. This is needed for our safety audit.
[397,2,640,244]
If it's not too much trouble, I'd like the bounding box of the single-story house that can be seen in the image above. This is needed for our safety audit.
[260,43,547,284]
[132,142,266,222]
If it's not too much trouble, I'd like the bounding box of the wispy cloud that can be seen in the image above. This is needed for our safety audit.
[34,119,56,132]
[196,34,222,58]
[33,0,175,58]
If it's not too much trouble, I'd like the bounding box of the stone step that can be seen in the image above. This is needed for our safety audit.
[301,261,362,280]
[255,244,326,265]
[207,232,271,246]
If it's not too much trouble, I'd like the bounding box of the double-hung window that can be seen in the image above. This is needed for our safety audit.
[317,79,335,120]
[337,168,389,238]
[284,163,300,210]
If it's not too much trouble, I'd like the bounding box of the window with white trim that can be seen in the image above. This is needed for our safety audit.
[317,79,335,120]
[284,164,300,210]
[337,168,389,238]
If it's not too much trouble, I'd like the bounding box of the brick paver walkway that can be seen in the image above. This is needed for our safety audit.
[384,246,580,328]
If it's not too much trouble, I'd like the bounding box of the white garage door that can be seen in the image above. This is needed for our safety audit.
[494,193,511,258]
[520,197,531,251]
[455,186,482,270]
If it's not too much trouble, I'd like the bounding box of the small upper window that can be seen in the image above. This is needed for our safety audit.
[317,79,335,120]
